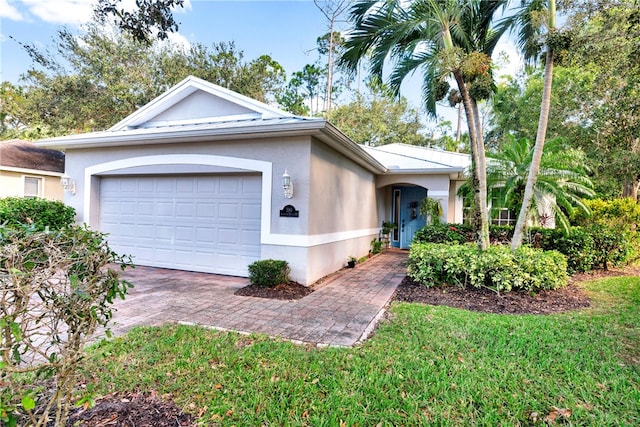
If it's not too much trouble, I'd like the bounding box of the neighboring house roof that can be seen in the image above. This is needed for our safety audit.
[363,143,470,174]
[0,139,65,173]
[36,76,386,174]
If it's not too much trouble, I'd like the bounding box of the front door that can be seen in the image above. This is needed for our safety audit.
[392,186,427,249]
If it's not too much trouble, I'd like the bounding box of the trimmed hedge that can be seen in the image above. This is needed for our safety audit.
[414,222,633,273]
[530,225,630,273]
[407,243,568,293]
[248,259,290,287]
[0,197,76,231]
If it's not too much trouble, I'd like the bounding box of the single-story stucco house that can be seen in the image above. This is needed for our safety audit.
[37,76,470,285]
[0,139,65,200]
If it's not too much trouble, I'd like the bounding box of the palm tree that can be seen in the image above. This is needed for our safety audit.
[340,0,510,250]
[461,135,594,231]
[510,0,557,250]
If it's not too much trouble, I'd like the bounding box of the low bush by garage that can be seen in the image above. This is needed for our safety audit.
[248,259,291,287]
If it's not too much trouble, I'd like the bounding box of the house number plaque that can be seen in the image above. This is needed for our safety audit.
[279,205,299,218]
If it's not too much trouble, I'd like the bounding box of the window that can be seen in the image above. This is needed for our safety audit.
[392,189,401,241]
[462,206,516,226]
[23,176,43,198]
[491,208,516,226]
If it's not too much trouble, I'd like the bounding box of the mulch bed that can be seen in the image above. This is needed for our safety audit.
[234,281,313,300]
[65,392,195,427]
[392,276,591,314]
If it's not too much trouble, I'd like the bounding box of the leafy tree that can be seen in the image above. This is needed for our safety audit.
[560,1,640,199]
[2,25,285,137]
[460,135,594,231]
[278,64,324,116]
[324,81,427,146]
[94,0,185,44]
[489,66,596,145]
[490,1,640,200]
[340,0,511,250]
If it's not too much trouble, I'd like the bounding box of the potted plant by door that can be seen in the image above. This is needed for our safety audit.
[381,221,397,248]
[347,256,357,268]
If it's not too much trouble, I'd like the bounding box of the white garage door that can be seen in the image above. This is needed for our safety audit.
[100,174,262,277]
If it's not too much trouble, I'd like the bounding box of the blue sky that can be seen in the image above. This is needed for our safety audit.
[1,1,330,82]
[0,0,522,131]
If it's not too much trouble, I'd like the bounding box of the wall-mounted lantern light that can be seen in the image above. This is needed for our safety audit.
[60,174,76,195]
[282,169,293,199]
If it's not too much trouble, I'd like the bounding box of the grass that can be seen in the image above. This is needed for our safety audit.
[83,276,639,426]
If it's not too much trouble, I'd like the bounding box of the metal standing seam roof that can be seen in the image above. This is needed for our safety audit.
[362,143,470,173]
[34,76,466,176]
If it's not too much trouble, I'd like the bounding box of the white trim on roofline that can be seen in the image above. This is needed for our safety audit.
[384,167,466,174]
[0,166,64,177]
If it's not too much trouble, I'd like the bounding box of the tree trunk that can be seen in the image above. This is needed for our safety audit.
[454,71,489,250]
[622,176,640,200]
[511,49,554,250]
[326,25,334,112]
[456,102,462,142]
[471,98,490,250]
[511,0,556,251]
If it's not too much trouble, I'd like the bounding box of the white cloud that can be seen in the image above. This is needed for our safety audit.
[21,0,96,25]
[0,0,25,20]
[175,0,191,14]
[15,0,192,26]
[166,31,191,50]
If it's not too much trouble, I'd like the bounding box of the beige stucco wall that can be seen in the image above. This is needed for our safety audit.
[448,180,467,223]
[63,136,312,230]
[303,139,379,282]
[375,173,452,222]
[62,135,380,285]
[0,170,64,200]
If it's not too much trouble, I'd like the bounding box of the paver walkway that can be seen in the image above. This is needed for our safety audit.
[105,250,407,347]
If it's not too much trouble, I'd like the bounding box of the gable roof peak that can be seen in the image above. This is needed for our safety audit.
[110,75,294,131]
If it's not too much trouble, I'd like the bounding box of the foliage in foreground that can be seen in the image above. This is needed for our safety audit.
[407,242,567,292]
[0,197,76,231]
[82,276,639,425]
[0,226,132,426]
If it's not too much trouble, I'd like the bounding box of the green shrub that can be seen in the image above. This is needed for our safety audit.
[408,243,567,293]
[0,197,76,231]
[489,225,514,244]
[529,225,631,272]
[587,224,630,270]
[571,198,640,263]
[413,223,471,244]
[1,225,132,426]
[248,259,290,287]
[572,197,640,229]
[413,223,513,245]
[530,227,596,274]
[370,238,383,254]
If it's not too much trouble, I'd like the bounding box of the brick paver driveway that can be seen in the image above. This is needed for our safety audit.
[103,250,407,347]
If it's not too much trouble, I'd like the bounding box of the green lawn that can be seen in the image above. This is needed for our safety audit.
[83,276,639,426]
